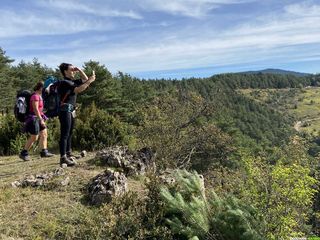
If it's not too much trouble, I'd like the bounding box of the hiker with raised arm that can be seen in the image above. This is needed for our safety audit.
[58,63,96,166]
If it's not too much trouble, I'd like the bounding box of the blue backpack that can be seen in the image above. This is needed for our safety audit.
[43,76,61,118]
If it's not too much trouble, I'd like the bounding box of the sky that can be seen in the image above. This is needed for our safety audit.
[0,0,320,79]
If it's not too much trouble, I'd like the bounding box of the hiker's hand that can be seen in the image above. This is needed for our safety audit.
[40,119,46,127]
[72,66,80,72]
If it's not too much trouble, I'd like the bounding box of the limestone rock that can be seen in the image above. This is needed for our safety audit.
[95,146,156,176]
[60,177,70,186]
[88,169,128,205]
[11,167,66,188]
[81,150,87,157]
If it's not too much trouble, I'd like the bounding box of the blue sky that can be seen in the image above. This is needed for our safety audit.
[0,0,319,79]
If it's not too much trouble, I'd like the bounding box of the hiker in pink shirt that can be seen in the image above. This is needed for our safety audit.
[19,81,54,161]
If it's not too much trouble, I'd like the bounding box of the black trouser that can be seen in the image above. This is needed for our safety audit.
[59,111,74,157]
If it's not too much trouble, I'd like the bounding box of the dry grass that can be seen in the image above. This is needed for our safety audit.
[0,152,146,240]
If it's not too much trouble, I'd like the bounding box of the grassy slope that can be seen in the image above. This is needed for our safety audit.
[0,152,145,240]
[241,87,320,134]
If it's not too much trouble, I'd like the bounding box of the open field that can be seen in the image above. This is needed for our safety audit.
[241,87,320,134]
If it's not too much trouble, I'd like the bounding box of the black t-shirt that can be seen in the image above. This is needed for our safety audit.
[58,78,83,106]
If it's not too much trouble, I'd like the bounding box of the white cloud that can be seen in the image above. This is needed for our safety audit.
[6,0,320,76]
[36,0,143,19]
[135,0,255,18]
[284,1,320,17]
[0,9,112,38]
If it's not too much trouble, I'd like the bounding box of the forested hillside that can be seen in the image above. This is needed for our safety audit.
[1,47,320,239]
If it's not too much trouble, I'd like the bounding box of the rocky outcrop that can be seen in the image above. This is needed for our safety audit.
[88,168,128,205]
[95,146,156,176]
[11,167,68,188]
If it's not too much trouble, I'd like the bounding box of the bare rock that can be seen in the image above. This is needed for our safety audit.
[95,146,156,176]
[88,168,128,205]
[96,146,125,168]
[81,150,87,157]
[11,181,21,188]
[12,167,66,188]
[123,147,156,176]
[61,163,68,169]
[60,177,70,186]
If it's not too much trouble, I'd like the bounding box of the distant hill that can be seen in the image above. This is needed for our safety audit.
[240,68,311,77]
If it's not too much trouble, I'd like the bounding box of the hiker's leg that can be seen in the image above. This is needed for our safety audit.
[66,114,74,154]
[39,127,54,157]
[39,128,48,150]
[59,111,72,157]
[24,134,38,151]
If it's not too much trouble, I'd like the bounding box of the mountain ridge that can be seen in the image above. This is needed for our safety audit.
[238,68,311,77]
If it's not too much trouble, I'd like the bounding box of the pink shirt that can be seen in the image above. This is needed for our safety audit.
[29,93,44,114]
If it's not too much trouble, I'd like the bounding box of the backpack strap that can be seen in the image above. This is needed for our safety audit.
[60,90,71,106]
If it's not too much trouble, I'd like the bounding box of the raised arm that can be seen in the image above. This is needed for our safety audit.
[73,67,89,82]
[74,70,96,94]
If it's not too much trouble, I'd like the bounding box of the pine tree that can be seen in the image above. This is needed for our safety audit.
[160,170,264,240]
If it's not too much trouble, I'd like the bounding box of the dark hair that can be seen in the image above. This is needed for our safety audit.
[59,63,72,78]
[33,81,44,92]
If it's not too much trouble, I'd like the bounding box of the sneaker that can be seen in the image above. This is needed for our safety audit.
[60,155,76,167]
[40,149,55,158]
[19,150,30,161]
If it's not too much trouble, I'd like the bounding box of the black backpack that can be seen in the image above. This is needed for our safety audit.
[42,76,61,118]
[14,90,32,122]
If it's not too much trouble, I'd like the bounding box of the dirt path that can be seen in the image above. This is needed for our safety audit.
[294,117,320,132]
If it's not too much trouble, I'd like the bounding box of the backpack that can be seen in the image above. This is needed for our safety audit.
[14,90,32,122]
[42,76,61,118]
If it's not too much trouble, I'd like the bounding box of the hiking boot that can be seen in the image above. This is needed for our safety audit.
[19,150,30,161]
[60,155,76,167]
[40,149,55,158]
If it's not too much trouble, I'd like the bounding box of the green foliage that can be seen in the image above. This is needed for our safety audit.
[73,103,136,151]
[161,170,264,240]
[0,115,24,155]
[145,77,294,150]
[212,138,318,239]
[136,92,235,171]
[78,62,154,123]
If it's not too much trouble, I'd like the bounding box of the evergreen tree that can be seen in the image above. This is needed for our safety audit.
[161,170,264,240]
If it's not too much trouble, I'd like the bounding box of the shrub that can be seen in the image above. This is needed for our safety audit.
[73,103,136,151]
[0,114,24,155]
[135,93,235,171]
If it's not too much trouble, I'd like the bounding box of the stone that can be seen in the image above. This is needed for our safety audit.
[123,147,156,176]
[11,181,21,188]
[95,146,156,176]
[12,168,66,188]
[81,150,87,157]
[53,167,65,176]
[96,146,125,168]
[60,177,70,186]
[61,163,68,169]
[88,168,128,205]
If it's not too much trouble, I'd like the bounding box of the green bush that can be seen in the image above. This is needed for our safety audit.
[0,114,24,155]
[135,93,235,171]
[73,103,136,151]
